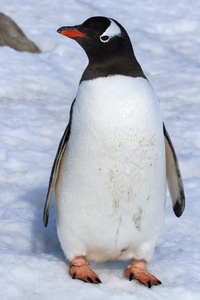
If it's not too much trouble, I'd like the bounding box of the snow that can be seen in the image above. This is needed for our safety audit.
[0,0,200,299]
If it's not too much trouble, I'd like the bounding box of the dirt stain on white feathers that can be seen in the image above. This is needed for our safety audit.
[120,247,129,254]
[115,217,122,245]
[108,168,134,209]
[133,208,143,232]
[105,134,159,210]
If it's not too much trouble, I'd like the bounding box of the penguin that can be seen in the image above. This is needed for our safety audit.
[43,16,185,288]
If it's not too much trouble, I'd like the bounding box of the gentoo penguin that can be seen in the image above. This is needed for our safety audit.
[43,16,185,288]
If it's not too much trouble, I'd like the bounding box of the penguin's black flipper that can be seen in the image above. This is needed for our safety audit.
[163,123,185,217]
[43,100,75,227]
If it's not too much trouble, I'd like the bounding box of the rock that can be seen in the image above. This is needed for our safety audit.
[0,12,41,53]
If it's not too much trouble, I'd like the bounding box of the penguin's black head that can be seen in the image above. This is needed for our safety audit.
[57,16,145,80]
[57,16,134,63]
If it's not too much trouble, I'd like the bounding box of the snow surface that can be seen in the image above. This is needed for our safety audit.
[0,0,200,299]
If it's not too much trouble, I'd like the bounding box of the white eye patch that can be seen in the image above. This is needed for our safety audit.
[100,19,121,43]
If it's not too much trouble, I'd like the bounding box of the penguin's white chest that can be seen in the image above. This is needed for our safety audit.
[55,76,166,262]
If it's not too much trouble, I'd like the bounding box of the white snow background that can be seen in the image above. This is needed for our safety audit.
[0,0,200,299]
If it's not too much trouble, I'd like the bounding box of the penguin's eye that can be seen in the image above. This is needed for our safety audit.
[100,35,110,43]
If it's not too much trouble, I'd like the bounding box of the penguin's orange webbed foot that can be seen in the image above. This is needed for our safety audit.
[70,256,102,284]
[124,259,161,288]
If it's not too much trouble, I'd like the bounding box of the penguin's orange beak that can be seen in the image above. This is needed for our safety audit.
[57,26,87,38]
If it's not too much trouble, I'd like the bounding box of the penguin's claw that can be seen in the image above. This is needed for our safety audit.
[95,277,102,283]
[124,259,161,288]
[87,276,94,283]
[70,256,101,284]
